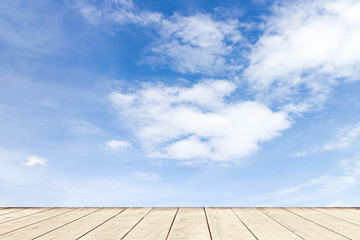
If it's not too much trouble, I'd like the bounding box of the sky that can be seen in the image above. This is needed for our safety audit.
[1,0,360,207]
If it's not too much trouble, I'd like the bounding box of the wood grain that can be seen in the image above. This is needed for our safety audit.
[314,208,360,225]
[286,207,360,239]
[0,208,22,216]
[206,207,256,240]
[35,208,124,240]
[80,207,151,240]
[0,208,52,224]
[0,208,73,236]
[1,207,359,239]
[0,208,98,240]
[259,207,349,240]
[167,207,211,240]
[122,207,177,240]
[231,207,302,240]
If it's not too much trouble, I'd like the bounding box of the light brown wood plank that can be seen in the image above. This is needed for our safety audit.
[80,207,151,240]
[122,207,177,240]
[167,207,210,240]
[286,208,360,239]
[0,208,99,240]
[35,208,124,240]
[231,208,302,240]
[0,208,52,224]
[206,207,256,240]
[314,208,360,225]
[0,208,23,216]
[0,208,74,236]
[259,208,349,240]
[342,207,360,215]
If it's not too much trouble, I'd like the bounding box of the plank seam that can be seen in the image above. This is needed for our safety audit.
[342,208,360,216]
[165,207,179,240]
[31,208,104,239]
[203,207,213,240]
[120,207,153,240]
[283,208,351,240]
[311,208,360,227]
[0,208,78,237]
[230,207,259,240]
[0,207,56,225]
[76,208,128,240]
[256,208,305,240]
[0,208,24,217]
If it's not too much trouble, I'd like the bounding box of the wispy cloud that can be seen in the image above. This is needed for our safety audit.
[22,156,48,167]
[0,0,63,56]
[132,171,161,181]
[290,121,360,157]
[110,79,290,164]
[149,14,242,75]
[74,0,162,28]
[76,0,243,76]
[104,140,132,152]
[69,119,103,135]
[260,156,360,206]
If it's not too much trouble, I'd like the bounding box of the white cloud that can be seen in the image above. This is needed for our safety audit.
[0,0,62,55]
[105,140,132,152]
[76,0,242,76]
[259,156,360,206]
[323,121,360,150]
[110,79,290,164]
[150,14,242,75]
[132,171,161,181]
[69,119,102,135]
[22,156,48,167]
[74,0,162,28]
[290,121,360,157]
[246,0,360,110]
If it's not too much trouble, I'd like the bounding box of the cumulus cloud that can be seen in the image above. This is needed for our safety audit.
[110,79,290,164]
[22,156,48,167]
[77,0,360,163]
[105,140,132,152]
[246,0,360,110]
[290,121,360,157]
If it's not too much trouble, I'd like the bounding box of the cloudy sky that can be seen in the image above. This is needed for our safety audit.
[1,0,360,207]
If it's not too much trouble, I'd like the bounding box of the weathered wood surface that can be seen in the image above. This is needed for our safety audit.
[0,207,359,239]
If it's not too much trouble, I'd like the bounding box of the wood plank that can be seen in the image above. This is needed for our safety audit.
[231,208,302,240]
[167,207,210,240]
[286,208,360,239]
[80,207,151,240]
[205,207,256,240]
[0,208,51,224]
[122,207,177,240]
[314,208,360,225]
[0,208,74,235]
[341,208,360,216]
[0,208,23,216]
[0,208,99,240]
[35,208,124,240]
[259,208,349,240]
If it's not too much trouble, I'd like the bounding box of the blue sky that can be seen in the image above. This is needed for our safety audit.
[1,0,360,207]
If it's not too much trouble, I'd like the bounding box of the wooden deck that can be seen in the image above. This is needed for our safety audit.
[0,208,360,239]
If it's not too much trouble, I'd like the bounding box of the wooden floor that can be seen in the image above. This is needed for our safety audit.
[0,208,360,239]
